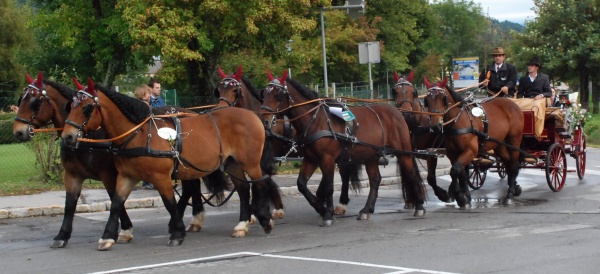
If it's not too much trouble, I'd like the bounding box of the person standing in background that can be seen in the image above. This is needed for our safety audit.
[148,78,165,108]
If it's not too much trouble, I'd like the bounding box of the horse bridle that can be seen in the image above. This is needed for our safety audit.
[393,79,417,109]
[65,89,102,139]
[216,78,242,106]
[260,81,293,129]
[14,83,53,137]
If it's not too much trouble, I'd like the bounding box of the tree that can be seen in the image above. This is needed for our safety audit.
[514,0,600,112]
[118,0,329,96]
[0,0,33,95]
[24,0,147,88]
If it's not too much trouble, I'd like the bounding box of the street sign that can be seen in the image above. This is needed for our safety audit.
[346,0,365,19]
[358,41,380,64]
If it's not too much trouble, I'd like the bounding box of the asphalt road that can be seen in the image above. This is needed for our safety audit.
[1,149,600,274]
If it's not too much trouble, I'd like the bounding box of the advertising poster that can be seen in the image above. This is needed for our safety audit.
[453,57,479,88]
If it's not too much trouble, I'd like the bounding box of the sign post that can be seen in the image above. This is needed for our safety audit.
[358,41,380,99]
[452,57,480,88]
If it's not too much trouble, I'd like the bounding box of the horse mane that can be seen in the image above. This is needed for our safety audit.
[241,76,262,102]
[286,78,319,100]
[445,85,466,103]
[43,80,76,100]
[95,85,152,124]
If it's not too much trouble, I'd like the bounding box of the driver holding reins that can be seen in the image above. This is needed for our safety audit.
[479,47,518,98]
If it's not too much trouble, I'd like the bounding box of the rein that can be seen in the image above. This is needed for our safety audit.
[76,113,198,143]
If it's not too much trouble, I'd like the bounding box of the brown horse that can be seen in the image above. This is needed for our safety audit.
[12,72,134,248]
[214,65,363,217]
[392,71,451,203]
[61,78,274,250]
[260,70,426,226]
[423,77,523,208]
[213,65,286,219]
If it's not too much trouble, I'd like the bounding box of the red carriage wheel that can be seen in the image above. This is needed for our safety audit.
[576,131,586,179]
[546,143,567,192]
[497,162,507,179]
[468,163,487,190]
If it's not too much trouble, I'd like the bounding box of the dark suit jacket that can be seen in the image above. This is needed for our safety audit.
[517,73,552,99]
[478,63,518,97]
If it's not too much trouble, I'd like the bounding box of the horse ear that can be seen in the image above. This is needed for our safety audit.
[440,77,448,88]
[217,66,226,79]
[407,70,414,82]
[267,69,274,82]
[35,71,44,89]
[234,65,243,81]
[280,70,288,84]
[87,78,96,97]
[423,76,432,89]
[393,71,400,83]
[72,77,85,91]
[26,73,34,84]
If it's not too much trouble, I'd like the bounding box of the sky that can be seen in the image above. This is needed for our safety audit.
[471,0,536,25]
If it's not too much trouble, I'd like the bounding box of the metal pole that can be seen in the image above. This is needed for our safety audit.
[320,9,329,97]
[368,62,373,99]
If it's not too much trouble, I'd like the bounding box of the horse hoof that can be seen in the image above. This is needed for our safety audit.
[503,198,514,205]
[263,219,275,234]
[459,204,472,211]
[232,230,247,238]
[250,215,256,225]
[413,208,426,217]
[515,185,522,197]
[117,228,133,243]
[97,239,115,251]
[319,219,333,227]
[356,213,370,220]
[272,209,285,219]
[186,224,202,232]
[334,204,346,215]
[51,240,68,248]
[167,238,184,247]
[403,203,415,209]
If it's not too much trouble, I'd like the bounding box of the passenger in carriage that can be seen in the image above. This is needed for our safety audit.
[479,46,518,97]
[517,56,553,105]
[134,84,151,106]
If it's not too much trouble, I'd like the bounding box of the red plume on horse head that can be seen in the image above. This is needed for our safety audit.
[233,65,243,81]
[217,66,227,79]
[407,70,414,83]
[72,77,85,92]
[423,76,432,89]
[26,71,44,88]
[86,78,96,97]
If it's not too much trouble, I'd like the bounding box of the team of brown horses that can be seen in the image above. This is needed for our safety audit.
[13,68,525,250]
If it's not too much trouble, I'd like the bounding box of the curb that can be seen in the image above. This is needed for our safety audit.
[0,168,449,219]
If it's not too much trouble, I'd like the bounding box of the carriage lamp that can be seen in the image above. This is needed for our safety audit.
[558,93,570,108]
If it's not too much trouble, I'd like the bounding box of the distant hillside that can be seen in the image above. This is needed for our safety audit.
[491,19,525,33]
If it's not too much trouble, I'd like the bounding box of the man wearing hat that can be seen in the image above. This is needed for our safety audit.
[479,47,518,97]
[517,56,552,102]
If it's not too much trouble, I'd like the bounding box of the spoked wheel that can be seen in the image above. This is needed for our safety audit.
[576,131,586,179]
[467,163,487,190]
[546,143,567,192]
[497,162,507,179]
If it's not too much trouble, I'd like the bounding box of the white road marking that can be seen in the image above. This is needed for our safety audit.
[88,251,458,274]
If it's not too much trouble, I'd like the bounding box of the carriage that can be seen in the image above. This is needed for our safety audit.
[467,93,587,192]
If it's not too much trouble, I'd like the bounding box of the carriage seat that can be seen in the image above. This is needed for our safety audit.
[545,107,568,132]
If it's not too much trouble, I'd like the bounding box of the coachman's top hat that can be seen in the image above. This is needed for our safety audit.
[491,47,506,56]
[526,56,543,68]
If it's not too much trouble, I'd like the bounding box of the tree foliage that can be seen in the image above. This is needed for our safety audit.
[0,0,32,94]
[514,0,600,111]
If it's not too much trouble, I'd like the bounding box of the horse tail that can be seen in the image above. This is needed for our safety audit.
[260,139,284,209]
[397,156,427,205]
[202,171,231,204]
[340,163,363,192]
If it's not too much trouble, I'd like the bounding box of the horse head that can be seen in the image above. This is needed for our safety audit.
[260,69,289,129]
[214,65,244,106]
[13,71,53,141]
[423,76,450,133]
[392,70,417,111]
[62,77,102,146]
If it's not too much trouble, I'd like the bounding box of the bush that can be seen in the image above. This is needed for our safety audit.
[23,132,63,184]
[0,112,19,145]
